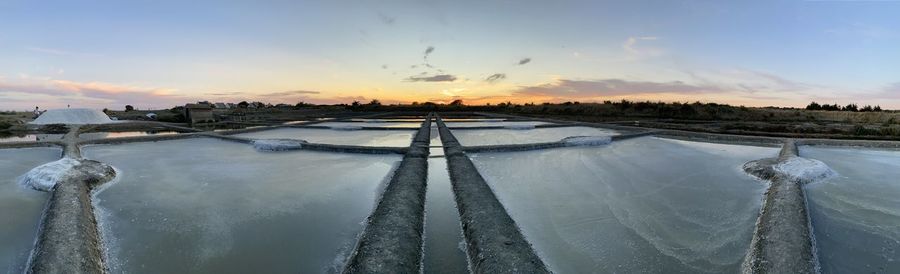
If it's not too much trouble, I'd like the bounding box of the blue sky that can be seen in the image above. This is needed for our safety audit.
[1,0,898,110]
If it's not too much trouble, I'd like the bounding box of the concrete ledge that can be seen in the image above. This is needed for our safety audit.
[288,125,421,131]
[656,129,785,147]
[435,116,550,274]
[447,123,577,130]
[460,131,655,153]
[741,140,816,274]
[215,125,283,136]
[301,143,408,155]
[0,141,63,150]
[343,115,432,273]
[27,160,116,274]
[77,132,202,146]
[796,138,900,149]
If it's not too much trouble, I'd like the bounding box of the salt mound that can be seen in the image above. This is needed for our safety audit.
[18,158,81,191]
[30,108,114,125]
[562,136,612,146]
[504,124,535,130]
[252,139,306,151]
[774,156,837,183]
[18,157,116,192]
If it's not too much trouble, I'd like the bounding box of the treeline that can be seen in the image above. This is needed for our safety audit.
[346,99,764,120]
[805,102,882,112]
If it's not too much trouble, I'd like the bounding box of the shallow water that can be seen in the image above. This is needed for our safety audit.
[0,147,62,273]
[235,127,415,147]
[452,126,618,146]
[443,121,549,128]
[83,138,400,273]
[469,137,777,273]
[422,156,469,273]
[78,131,178,140]
[801,147,900,273]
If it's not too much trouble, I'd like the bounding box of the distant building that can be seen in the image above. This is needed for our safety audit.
[227,103,237,109]
[214,102,228,109]
[184,104,214,124]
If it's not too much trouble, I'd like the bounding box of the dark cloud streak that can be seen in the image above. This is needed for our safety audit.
[517,58,531,65]
[405,74,457,82]
[485,73,507,83]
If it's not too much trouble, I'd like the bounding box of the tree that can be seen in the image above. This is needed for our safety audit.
[805,102,822,111]
[449,99,464,106]
[843,103,858,112]
[125,105,134,112]
[368,99,382,106]
[874,105,883,112]
[238,101,249,108]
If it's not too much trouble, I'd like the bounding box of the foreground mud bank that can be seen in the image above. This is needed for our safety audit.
[343,114,433,273]
[435,116,550,273]
[741,140,817,274]
[27,160,116,274]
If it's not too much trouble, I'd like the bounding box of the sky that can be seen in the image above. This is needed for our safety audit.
[1,0,899,110]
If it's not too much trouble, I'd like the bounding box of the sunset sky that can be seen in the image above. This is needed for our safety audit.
[1,0,899,110]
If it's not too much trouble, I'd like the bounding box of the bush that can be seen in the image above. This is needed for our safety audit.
[0,121,12,130]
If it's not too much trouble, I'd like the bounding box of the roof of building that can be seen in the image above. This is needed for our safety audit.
[185,104,212,109]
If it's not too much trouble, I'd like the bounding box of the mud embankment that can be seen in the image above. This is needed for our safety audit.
[343,114,433,273]
[435,116,550,273]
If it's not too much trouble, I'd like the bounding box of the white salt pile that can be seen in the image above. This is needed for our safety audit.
[562,136,612,146]
[774,156,837,183]
[17,158,81,191]
[30,108,114,125]
[252,139,307,152]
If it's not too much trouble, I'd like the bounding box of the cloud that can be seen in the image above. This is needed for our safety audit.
[513,78,723,98]
[405,74,457,82]
[517,58,531,65]
[622,36,663,59]
[377,12,396,25]
[0,77,187,109]
[485,73,507,83]
[870,82,900,99]
[825,23,894,40]
[25,47,70,56]
[260,90,320,97]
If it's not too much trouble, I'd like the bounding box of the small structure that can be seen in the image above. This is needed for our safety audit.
[214,103,228,109]
[184,104,214,124]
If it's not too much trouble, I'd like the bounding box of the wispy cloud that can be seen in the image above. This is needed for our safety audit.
[405,74,457,82]
[517,58,531,65]
[260,90,320,97]
[825,23,894,40]
[0,76,186,109]
[25,47,70,55]
[514,78,722,98]
[377,12,396,25]
[622,36,663,60]
[485,73,507,83]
